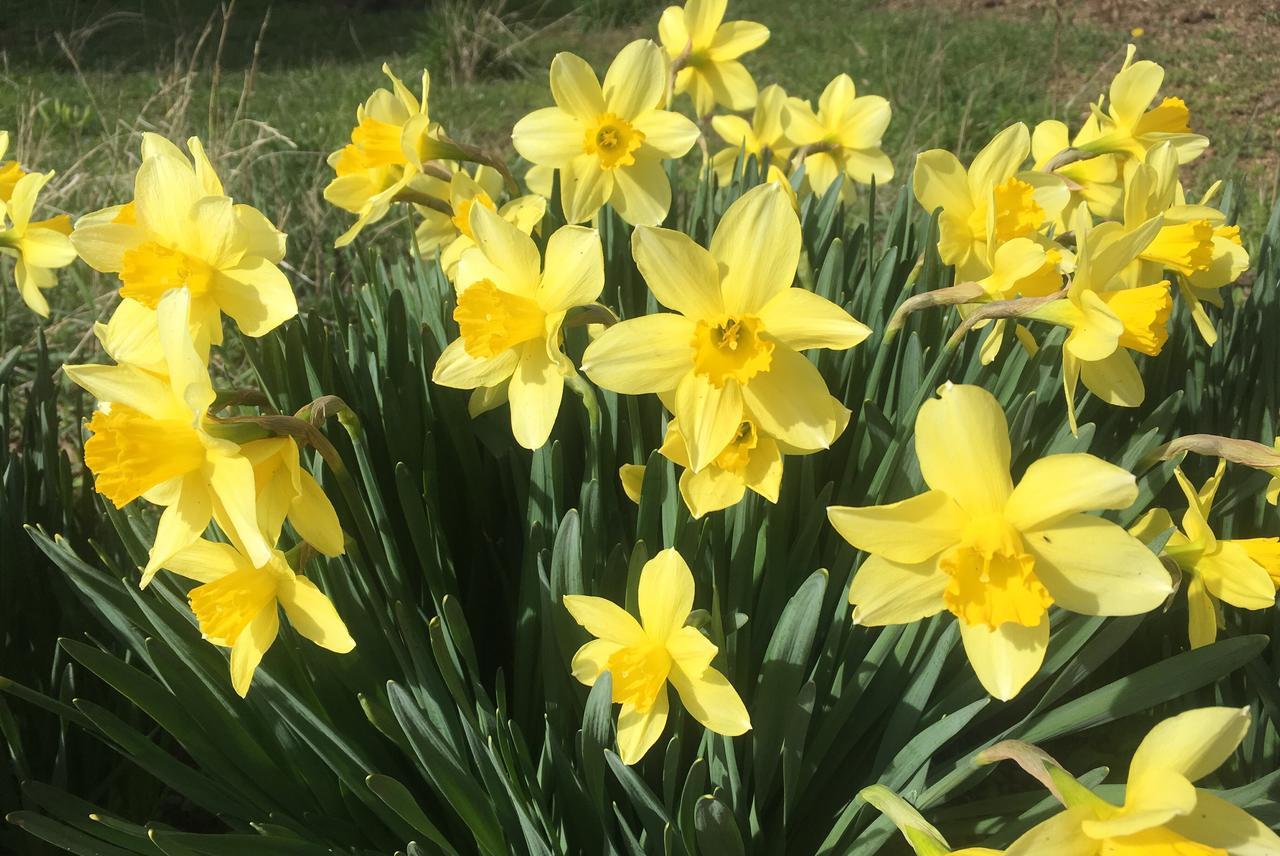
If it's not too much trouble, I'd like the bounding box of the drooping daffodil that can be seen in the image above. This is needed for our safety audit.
[860,786,999,856]
[581,183,868,472]
[827,383,1171,700]
[658,0,769,117]
[563,548,750,764]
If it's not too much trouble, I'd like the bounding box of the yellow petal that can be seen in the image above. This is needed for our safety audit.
[669,663,750,735]
[631,110,701,159]
[163,538,247,584]
[631,225,724,319]
[562,594,647,646]
[432,337,520,389]
[290,471,345,557]
[658,5,689,55]
[707,20,768,61]
[279,574,355,653]
[571,638,624,684]
[740,341,837,451]
[70,222,144,273]
[538,225,604,312]
[639,548,695,640]
[581,314,694,394]
[142,477,213,585]
[1130,706,1249,788]
[1165,790,1280,853]
[1005,453,1138,530]
[602,40,665,122]
[967,123,1029,198]
[470,203,541,297]
[230,606,279,697]
[1197,542,1276,609]
[711,183,800,315]
[914,383,1013,515]
[684,0,726,46]
[679,466,747,518]
[757,287,870,351]
[549,52,605,121]
[1109,60,1163,129]
[609,156,672,227]
[674,372,743,473]
[913,149,972,218]
[699,61,758,113]
[847,554,949,626]
[838,95,892,150]
[616,689,668,765]
[959,617,1047,701]
[63,363,180,421]
[742,434,782,503]
[619,464,646,504]
[208,453,273,569]
[508,340,564,450]
[561,153,613,225]
[828,490,966,564]
[214,257,298,337]
[1002,808,1093,856]
[1187,574,1219,649]
[1078,347,1145,407]
[511,106,582,167]
[133,154,200,249]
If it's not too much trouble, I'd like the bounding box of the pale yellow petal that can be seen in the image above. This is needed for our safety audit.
[1078,347,1144,407]
[669,663,750,735]
[913,149,972,217]
[230,606,279,697]
[511,106,583,167]
[142,480,213,585]
[639,548,695,640]
[631,110,701,159]
[1197,541,1276,609]
[631,225,724,319]
[432,337,520,389]
[828,490,966,564]
[1005,453,1138,530]
[609,156,671,227]
[163,538,246,583]
[580,314,694,394]
[711,182,800,315]
[290,471,345,557]
[214,257,298,337]
[616,690,669,764]
[707,20,768,61]
[561,153,613,225]
[740,341,837,452]
[563,594,647,645]
[959,617,1047,701]
[470,203,541,297]
[914,383,1013,515]
[1165,790,1280,855]
[757,287,870,351]
[538,224,603,312]
[847,554,949,626]
[549,52,605,121]
[674,372,744,473]
[967,123,1029,198]
[602,40,665,122]
[279,575,355,653]
[679,466,747,518]
[571,638,623,685]
[508,340,564,450]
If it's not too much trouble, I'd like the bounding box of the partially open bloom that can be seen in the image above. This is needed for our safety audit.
[64,289,272,580]
[913,123,1068,281]
[827,383,1171,700]
[0,169,75,316]
[581,183,867,471]
[432,202,603,449]
[71,133,295,347]
[860,786,999,856]
[512,40,700,226]
[658,0,769,116]
[413,165,545,280]
[1005,707,1280,855]
[1075,44,1209,165]
[563,548,750,764]
[1131,459,1277,648]
[241,436,345,558]
[660,414,780,518]
[164,537,354,696]
[785,74,893,200]
[709,83,797,184]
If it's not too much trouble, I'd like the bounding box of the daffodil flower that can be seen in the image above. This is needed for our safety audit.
[1024,209,1172,432]
[0,169,76,316]
[164,537,354,697]
[512,40,700,226]
[659,415,781,518]
[783,74,893,200]
[65,288,272,581]
[582,183,867,471]
[413,166,545,280]
[1005,707,1280,855]
[241,436,346,559]
[1031,119,1124,226]
[431,201,604,449]
[1130,460,1277,648]
[827,383,1171,700]
[658,0,769,117]
[1075,44,1209,165]
[0,130,29,202]
[562,548,750,764]
[860,786,999,856]
[71,133,295,347]
[709,83,798,184]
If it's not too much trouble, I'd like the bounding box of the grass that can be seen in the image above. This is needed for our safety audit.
[3,0,1277,367]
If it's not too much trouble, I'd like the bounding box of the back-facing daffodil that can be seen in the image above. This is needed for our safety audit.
[785,74,893,200]
[828,383,1171,700]
[431,201,603,449]
[563,548,750,764]
[512,40,700,226]
[0,169,75,316]
[658,0,769,117]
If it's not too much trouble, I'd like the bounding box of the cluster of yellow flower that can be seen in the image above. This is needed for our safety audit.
[0,131,76,316]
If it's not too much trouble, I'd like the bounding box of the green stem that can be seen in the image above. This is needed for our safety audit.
[565,370,602,482]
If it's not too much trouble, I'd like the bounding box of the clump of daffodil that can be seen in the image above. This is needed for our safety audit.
[708,83,798,184]
[163,536,354,697]
[64,289,273,581]
[582,183,868,471]
[512,40,700,226]
[1075,44,1208,165]
[431,200,604,449]
[0,167,75,316]
[413,165,545,280]
[658,0,769,117]
[860,786,998,856]
[827,383,1171,700]
[1000,707,1280,855]
[1023,208,1172,433]
[784,74,893,200]
[71,133,295,348]
[913,123,1069,282]
[1130,459,1277,648]
[0,130,29,202]
[563,548,750,764]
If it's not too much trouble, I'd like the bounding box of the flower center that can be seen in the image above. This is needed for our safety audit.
[450,192,497,240]
[691,316,774,387]
[83,404,206,508]
[1099,283,1172,357]
[119,241,216,307]
[1134,96,1192,136]
[1098,825,1226,856]
[941,515,1053,628]
[584,113,645,169]
[712,420,759,473]
[1142,219,1215,275]
[188,564,283,646]
[454,279,546,359]
[988,177,1045,244]
[606,642,671,712]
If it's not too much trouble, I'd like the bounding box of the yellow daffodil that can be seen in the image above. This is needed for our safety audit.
[241,436,345,558]
[660,415,781,518]
[163,537,354,696]
[619,463,647,503]
[860,786,1000,856]
[1031,119,1123,225]
[581,183,867,470]
[64,289,272,581]
[563,548,750,764]
[1005,707,1280,855]
[827,383,1171,700]
[709,83,797,184]
[1075,44,1209,165]
[913,123,1068,281]
[658,0,769,117]
[72,133,295,347]
[785,74,893,200]
[0,169,75,316]
[431,201,603,449]
[512,40,700,226]
[414,165,545,280]
[1025,209,1171,432]
[1130,460,1277,648]
[0,130,28,202]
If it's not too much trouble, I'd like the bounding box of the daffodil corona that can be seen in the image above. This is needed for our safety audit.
[563,548,750,764]
[828,384,1171,700]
